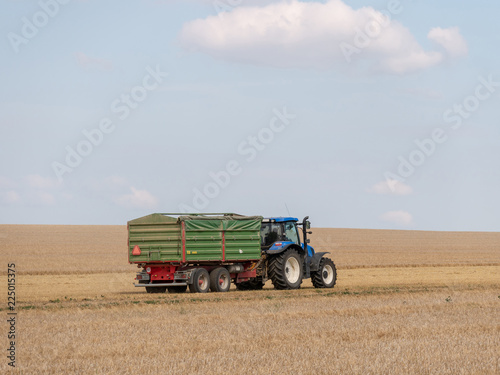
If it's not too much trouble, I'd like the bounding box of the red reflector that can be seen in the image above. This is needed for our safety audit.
[132,245,141,256]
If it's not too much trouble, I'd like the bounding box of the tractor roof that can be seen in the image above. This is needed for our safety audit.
[263,217,298,223]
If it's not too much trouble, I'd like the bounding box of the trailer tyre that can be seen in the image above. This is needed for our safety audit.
[210,267,231,292]
[268,249,303,290]
[189,268,210,293]
[311,257,337,288]
[167,285,187,294]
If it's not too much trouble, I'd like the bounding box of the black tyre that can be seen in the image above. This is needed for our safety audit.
[235,281,251,291]
[167,285,187,294]
[210,267,231,292]
[145,286,167,294]
[235,277,264,291]
[311,257,337,288]
[188,268,210,293]
[248,277,264,290]
[268,249,303,290]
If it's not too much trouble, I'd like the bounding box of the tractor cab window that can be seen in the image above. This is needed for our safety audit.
[261,221,299,248]
[261,222,283,247]
[283,222,299,244]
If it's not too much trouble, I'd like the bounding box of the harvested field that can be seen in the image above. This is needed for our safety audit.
[1,225,499,274]
[313,228,500,268]
[1,225,499,374]
[0,225,128,275]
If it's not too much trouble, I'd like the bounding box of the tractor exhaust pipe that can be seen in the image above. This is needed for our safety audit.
[301,216,310,252]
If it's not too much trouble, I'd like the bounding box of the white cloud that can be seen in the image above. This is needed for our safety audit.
[1,190,21,204]
[25,174,61,189]
[399,87,443,100]
[380,210,413,226]
[61,192,74,201]
[179,0,467,73]
[428,26,468,58]
[75,52,113,71]
[0,176,63,205]
[368,180,413,195]
[89,175,129,192]
[206,0,278,8]
[0,176,16,189]
[114,187,158,209]
[32,191,56,205]
[105,175,128,187]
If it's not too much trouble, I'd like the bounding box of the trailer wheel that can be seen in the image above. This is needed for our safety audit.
[268,249,303,290]
[146,286,167,294]
[311,257,337,288]
[209,268,231,292]
[167,285,187,294]
[189,268,210,293]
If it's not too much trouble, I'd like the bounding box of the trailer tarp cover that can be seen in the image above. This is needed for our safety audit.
[180,215,262,232]
[128,213,263,263]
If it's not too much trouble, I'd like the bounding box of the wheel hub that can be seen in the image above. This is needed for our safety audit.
[322,264,334,284]
[284,256,300,283]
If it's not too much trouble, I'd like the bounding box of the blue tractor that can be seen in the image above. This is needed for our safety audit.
[236,216,337,290]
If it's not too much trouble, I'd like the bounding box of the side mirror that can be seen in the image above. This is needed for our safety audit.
[306,221,311,229]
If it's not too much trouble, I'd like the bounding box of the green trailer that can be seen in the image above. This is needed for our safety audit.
[128,213,264,293]
[128,213,337,294]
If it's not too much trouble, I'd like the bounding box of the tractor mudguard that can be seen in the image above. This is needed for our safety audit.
[265,243,304,256]
[309,252,330,272]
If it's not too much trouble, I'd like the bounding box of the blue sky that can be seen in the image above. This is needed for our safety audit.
[1,0,499,231]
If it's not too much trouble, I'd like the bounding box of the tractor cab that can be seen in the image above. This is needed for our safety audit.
[260,217,314,256]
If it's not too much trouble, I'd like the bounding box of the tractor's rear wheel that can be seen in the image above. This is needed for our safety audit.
[167,285,187,293]
[311,257,337,288]
[189,268,210,293]
[210,267,231,292]
[268,249,303,290]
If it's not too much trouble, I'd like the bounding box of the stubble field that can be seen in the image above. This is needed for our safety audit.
[0,224,499,374]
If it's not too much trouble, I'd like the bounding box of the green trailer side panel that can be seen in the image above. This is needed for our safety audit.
[185,219,223,261]
[183,217,262,261]
[224,230,261,260]
[128,214,263,263]
[128,214,182,262]
[223,219,262,260]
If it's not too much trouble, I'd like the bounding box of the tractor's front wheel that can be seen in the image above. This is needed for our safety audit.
[268,249,303,290]
[311,257,337,288]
